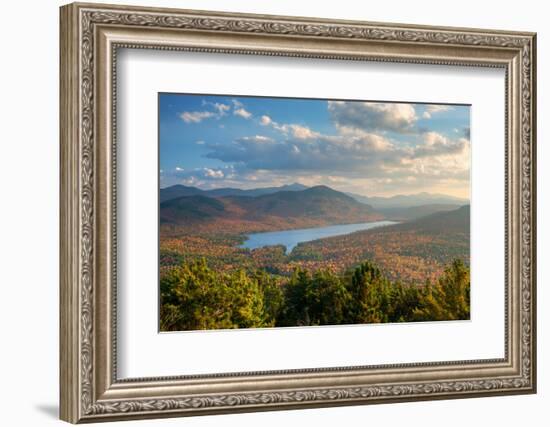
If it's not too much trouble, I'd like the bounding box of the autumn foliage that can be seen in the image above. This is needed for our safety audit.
[160,258,470,331]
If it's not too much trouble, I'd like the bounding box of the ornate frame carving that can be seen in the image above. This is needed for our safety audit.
[60,2,536,423]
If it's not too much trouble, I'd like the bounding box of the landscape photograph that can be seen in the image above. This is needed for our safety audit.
[159,93,471,332]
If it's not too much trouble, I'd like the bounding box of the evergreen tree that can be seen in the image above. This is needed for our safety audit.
[160,258,267,331]
[280,268,312,326]
[253,270,284,327]
[438,259,470,320]
[347,261,392,323]
[308,269,351,325]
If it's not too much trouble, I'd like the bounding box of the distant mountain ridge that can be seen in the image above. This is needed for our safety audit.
[160,183,469,232]
[160,183,308,203]
[160,185,382,229]
[377,204,463,221]
[380,205,470,235]
[345,191,469,208]
[161,183,468,209]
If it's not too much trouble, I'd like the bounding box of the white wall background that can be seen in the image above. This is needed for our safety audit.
[0,0,545,426]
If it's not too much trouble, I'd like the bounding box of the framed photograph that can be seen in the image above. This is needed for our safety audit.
[60,2,537,423]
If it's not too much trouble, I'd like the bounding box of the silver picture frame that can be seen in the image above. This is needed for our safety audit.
[60,2,536,423]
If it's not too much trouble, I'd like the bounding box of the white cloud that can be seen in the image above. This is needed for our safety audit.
[413,131,468,158]
[213,102,230,115]
[328,101,417,133]
[182,176,198,186]
[195,140,205,145]
[204,168,224,179]
[260,115,272,126]
[163,166,234,188]
[260,115,320,140]
[179,111,215,123]
[239,135,273,143]
[234,107,252,119]
[201,100,231,116]
[231,99,253,118]
[422,104,453,119]
[179,100,233,124]
[288,124,319,140]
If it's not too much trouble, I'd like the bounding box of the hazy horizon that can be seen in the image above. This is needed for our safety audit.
[159,180,469,200]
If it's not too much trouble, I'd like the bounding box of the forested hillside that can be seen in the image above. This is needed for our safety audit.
[291,206,470,283]
[160,185,382,231]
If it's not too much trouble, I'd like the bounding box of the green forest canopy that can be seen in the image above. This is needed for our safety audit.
[160,258,470,331]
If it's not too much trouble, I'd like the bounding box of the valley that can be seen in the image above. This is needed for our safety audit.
[160,184,470,285]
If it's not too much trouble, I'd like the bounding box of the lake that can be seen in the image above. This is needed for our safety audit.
[240,220,398,254]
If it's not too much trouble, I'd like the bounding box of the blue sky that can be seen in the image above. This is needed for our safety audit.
[159,93,470,198]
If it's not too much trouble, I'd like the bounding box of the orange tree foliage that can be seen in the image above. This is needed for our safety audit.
[160,224,469,285]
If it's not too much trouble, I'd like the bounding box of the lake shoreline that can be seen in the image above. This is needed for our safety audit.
[239,220,398,255]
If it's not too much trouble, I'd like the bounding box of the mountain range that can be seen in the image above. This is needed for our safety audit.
[160,183,308,203]
[161,183,468,210]
[160,183,469,228]
[344,191,468,208]
[160,185,382,228]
